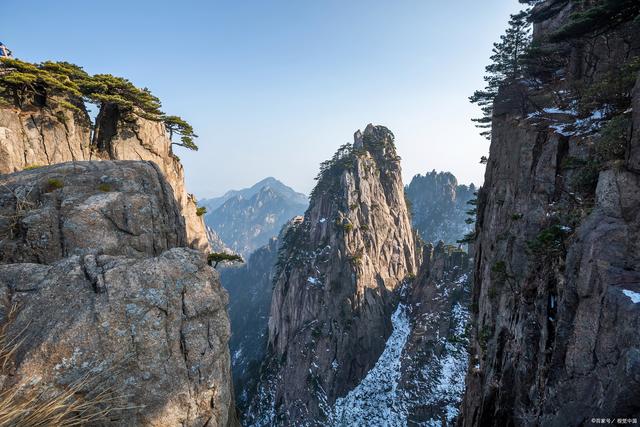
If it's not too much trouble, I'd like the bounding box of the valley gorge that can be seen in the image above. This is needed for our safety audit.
[240,125,476,426]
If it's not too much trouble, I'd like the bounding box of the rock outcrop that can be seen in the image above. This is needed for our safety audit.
[405,171,476,245]
[0,161,186,264]
[0,103,208,252]
[247,125,417,425]
[0,161,237,426]
[460,2,640,425]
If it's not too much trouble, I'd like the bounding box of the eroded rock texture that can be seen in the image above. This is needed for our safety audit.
[0,162,237,426]
[247,125,417,425]
[0,161,186,264]
[460,2,640,425]
[0,103,208,251]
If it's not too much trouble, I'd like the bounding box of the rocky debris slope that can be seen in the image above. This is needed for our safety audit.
[460,2,640,425]
[0,103,209,252]
[246,125,417,425]
[405,171,476,245]
[204,178,307,257]
[220,237,279,411]
[0,161,237,426]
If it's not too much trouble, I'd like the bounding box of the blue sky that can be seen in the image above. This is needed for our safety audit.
[3,0,522,197]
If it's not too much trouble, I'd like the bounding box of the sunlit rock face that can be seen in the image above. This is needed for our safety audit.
[246,125,417,425]
[0,102,209,252]
[0,161,237,426]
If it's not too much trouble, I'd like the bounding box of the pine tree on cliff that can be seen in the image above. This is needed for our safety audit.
[470,10,531,140]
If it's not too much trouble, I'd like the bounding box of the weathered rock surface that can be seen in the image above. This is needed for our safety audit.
[0,249,234,426]
[0,162,237,426]
[459,3,640,425]
[0,106,91,174]
[0,161,186,264]
[0,103,209,252]
[247,125,417,425]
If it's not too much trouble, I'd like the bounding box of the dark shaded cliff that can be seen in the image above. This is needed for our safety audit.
[220,237,279,410]
[460,1,640,425]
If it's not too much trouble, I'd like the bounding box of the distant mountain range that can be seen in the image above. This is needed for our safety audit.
[200,177,308,212]
[201,177,308,256]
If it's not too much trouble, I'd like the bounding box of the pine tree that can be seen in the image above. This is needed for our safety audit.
[0,58,199,151]
[164,115,199,151]
[470,10,532,140]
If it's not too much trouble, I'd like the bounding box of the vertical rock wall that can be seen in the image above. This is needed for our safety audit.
[459,2,640,425]
[247,125,416,425]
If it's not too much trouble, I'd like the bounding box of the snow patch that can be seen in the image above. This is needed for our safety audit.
[622,289,640,304]
[332,304,411,426]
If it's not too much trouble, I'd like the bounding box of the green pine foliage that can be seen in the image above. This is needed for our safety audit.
[470,10,532,140]
[163,115,199,151]
[310,143,354,200]
[0,58,198,151]
[550,0,640,42]
[207,252,244,268]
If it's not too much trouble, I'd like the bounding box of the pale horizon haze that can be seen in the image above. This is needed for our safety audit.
[3,1,523,197]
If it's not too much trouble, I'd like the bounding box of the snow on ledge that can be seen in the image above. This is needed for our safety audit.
[622,289,640,304]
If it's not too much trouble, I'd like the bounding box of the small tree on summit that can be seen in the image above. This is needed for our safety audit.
[164,115,198,151]
[470,10,532,140]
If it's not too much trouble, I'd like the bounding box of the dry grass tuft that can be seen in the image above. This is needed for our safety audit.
[0,304,131,426]
[0,183,38,240]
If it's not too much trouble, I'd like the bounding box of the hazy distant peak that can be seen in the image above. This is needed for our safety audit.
[200,177,307,212]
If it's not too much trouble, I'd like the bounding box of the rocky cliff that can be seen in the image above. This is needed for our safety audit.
[0,102,209,251]
[0,161,236,425]
[460,1,640,425]
[246,124,417,425]
[333,242,471,426]
[405,171,476,245]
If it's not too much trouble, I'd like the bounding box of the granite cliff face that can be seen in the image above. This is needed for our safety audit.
[332,242,471,426]
[247,125,417,425]
[460,1,640,425]
[0,161,236,425]
[405,171,476,245]
[0,102,209,251]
